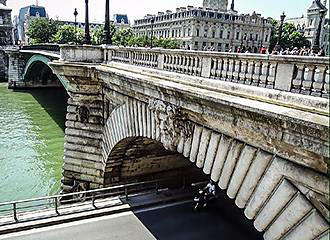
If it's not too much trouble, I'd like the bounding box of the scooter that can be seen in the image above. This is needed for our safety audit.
[192,189,215,212]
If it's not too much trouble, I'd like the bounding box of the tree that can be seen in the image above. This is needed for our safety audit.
[26,18,59,44]
[269,20,310,51]
[52,25,84,44]
[112,28,135,46]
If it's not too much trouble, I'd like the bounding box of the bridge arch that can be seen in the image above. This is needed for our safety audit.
[102,97,329,240]
[24,54,68,89]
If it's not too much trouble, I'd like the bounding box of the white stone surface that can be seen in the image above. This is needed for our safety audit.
[235,150,272,209]
[196,128,212,168]
[244,158,281,219]
[210,135,232,182]
[227,145,257,199]
[189,125,203,163]
[254,179,298,232]
[203,132,221,174]
[219,141,244,190]
[264,193,313,240]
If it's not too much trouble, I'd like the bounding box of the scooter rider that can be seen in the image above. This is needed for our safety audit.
[204,180,216,196]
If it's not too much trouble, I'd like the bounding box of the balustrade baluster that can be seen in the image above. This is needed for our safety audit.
[196,57,201,76]
[216,58,222,79]
[311,66,326,97]
[210,58,217,78]
[302,65,315,95]
[245,61,254,85]
[252,61,262,86]
[238,60,247,84]
[227,59,235,82]
[322,68,329,98]
[221,58,228,80]
[233,60,240,82]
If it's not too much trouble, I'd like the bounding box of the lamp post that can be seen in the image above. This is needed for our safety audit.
[275,12,286,51]
[312,9,327,54]
[103,0,112,44]
[150,17,155,48]
[84,0,91,44]
[73,8,78,44]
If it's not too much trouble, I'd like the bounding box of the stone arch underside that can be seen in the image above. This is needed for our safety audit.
[24,55,67,88]
[104,136,204,186]
[102,97,329,240]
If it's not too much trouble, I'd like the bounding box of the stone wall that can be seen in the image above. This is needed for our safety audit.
[0,49,8,82]
[49,46,329,239]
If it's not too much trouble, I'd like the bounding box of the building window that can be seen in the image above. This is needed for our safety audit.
[220,30,223,38]
[236,32,240,40]
[203,42,206,46]
[212,31,216,38]
[250,33,253,40]
[227,31,231,39]
[255,34,258,41]
[196,29,199,37]
[265,34,269,42]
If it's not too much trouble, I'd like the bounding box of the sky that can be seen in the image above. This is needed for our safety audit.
[6,0,323,23]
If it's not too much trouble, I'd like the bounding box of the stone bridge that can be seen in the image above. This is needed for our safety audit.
[5,44,68,89]
[11,44,330,239]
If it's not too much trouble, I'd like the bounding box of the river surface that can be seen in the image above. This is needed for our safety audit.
[0,83,67,203]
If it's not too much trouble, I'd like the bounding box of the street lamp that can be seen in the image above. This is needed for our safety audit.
[275,11,286,51]
[73,8,78,44]
[150,17,155,48]
[312,9,327,54]
[103,0,112,44]
[84,0,91,44]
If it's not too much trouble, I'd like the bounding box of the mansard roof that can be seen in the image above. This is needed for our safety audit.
[308,0,327,10]
[114,14,129,24]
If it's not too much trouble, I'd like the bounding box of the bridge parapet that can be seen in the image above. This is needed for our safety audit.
[21,44,60,53]
[61,45,329,99]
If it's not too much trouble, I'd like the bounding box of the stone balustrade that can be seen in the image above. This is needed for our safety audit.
[60,45,329,98]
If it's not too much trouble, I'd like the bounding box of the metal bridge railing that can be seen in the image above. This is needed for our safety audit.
[0,177,184,224]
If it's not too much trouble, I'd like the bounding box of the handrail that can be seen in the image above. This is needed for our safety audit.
[0,177,186,223]
[0,179,163,207]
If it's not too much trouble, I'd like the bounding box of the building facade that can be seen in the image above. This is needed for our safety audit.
[285,0,329,54]
[133,0,272,52]
[0,0,12,45]
[14,5,48,45]
[113,14,130,30]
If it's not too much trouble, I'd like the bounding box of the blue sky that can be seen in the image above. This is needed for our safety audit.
[7,0,323,23]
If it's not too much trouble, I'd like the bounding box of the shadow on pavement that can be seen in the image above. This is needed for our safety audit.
[133,187,264,240]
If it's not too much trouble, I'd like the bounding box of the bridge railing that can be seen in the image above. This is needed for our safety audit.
[60,45,329,98]
[0,177,186,224]
[21,44,60,52]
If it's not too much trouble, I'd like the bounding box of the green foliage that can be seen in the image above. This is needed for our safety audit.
[269,20,310,51]
[52,25,84,44]
[27,18,181,49]
[91,26,104,45]
[112,28,135,46]
[26,18,59,44]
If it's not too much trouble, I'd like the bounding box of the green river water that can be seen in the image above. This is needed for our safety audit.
[0,83,67,203]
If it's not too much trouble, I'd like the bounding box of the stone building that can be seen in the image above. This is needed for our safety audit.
[113,14,130,30]
[0,0,12,46]
[14,5,48,45]
[285,0,329,54]
[133,0,272,52]
[58,20,103,31]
